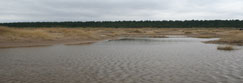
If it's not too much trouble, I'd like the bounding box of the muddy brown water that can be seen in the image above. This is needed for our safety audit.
[1,37,243,83]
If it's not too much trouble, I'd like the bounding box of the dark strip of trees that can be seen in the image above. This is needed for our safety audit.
[0,20,243,28]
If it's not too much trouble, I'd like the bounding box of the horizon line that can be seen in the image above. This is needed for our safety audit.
[1,19,243,23]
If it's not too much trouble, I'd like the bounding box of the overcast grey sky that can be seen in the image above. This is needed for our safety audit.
[0,0,242,22]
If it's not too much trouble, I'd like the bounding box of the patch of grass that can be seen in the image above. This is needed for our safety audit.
[196,35,216,38]
[193,31,218,38]
[184,31,192,34]
[0,27,16,34]
[217,45,234,51]
[130,29,145,33]
[212,33,243,45]
[0,27,54,40]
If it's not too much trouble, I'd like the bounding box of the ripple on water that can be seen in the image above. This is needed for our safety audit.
[0,37,243,83]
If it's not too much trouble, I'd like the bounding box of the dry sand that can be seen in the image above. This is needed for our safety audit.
[1,26,243,48]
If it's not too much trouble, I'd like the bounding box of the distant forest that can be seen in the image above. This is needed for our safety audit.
[0,20,243,28]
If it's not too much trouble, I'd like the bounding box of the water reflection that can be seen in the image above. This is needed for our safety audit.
[0,37,242,83]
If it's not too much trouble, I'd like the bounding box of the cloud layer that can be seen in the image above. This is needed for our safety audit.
[0,0,243,22]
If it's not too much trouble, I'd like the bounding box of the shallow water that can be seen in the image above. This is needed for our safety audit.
[1,37,243,83]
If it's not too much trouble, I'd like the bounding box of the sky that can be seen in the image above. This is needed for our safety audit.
[0,0,243,22]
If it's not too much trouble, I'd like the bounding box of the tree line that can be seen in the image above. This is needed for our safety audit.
[0,20,243,28]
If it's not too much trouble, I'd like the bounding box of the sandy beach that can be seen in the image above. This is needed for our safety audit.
[1,27,243,48]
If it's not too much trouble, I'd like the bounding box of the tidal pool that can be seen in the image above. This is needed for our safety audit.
[0,37,243,83]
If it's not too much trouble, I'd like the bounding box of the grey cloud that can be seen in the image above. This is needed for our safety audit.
[0,0,242,22]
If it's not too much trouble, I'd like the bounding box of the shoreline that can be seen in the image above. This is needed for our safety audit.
[0,39,109,48]
[1,27,243,48]
[0,35,219,48]
[0,35,166,48]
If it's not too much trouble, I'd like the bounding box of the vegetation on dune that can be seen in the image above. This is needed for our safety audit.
[196,35,216,38]
[0,27,53,40]
[1,26,243,48]
[0,27,99,42]
[184,31,193,34]
[46,28,96,39]
[215,34,243,45]
[206,31,243,45]
[217,45,235,51]
[1,20,243,28]
[194,32,218,38]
